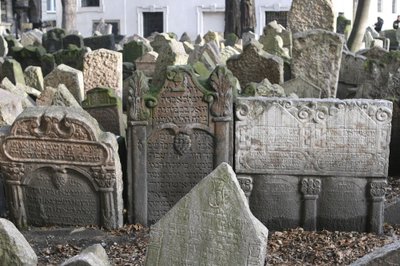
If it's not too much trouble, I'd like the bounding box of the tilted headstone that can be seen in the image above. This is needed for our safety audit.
[135,51,158,78]
[282,76,322,98]
[123,40,153,63]
[292,29,344,98]
[0,218,37,265]
[62,34,84,49]
[0,78,35,108]
[188,40,223,76]
[11,45,47,70]
[61,244,110,266]
[44,64,84,103]
[179,32,192,43]
[82,87,124,136]
[127,65,235,225]
[235,97,392,233]
[221,45,240,63]
[0,89,24,126]
[288,0,335,34]
[145,163,269,266]
[36,84,81,107]
[259,20,291,59]
[83,49,123,97]
[227,41,284,88]
[203,31,222,48]
[54,45,88,71]
[1,59,25,85]
[24,66,44,91]
[0,106,123,229]
[84,35,116,51]
[42,28,66,53]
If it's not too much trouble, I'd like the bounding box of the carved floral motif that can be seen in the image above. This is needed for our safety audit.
[209,66,234,118]
[92,166,116,188]
[369,181,387,198]
[1,162,25,181]
[127,71,151,121]
[301,178,321,196]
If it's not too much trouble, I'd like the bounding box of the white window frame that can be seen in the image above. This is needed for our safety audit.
[196,4,225,36]
[259,3,291,36]
[47,0,56,13]
[78,0,104,13]
[137,5,168,37]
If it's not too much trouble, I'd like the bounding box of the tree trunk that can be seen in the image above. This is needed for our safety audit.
[61,0,76,32]
[240,0,256,34]
[225,0,241,38]
[347,0,371,52]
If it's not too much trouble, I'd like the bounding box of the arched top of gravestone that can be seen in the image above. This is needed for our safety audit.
[82,87,120,108]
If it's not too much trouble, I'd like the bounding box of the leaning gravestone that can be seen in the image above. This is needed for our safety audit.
[83,49,123,97]
[135,51,158,78]
[24,66,44,91]
[62,34,84,49]
[145,163,269,266]
[1,59,25,85]
[127,65,235,225]
[282,76,322,98]
[288,0,335,34]
[235,97,392,234]
[123,40,153,63]
[0,106,123,229]
[82,87,125,136]
[292,29,344,98]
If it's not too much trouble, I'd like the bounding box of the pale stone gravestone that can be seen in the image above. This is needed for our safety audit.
[242,31,256,47]
[235,97,392,233]
[227,41,284,88]
[150,33,172,54]
[292,29,344,98]
[259,20,291,59]
[288,0,335,34]
[127,65,235,225]
[61,244,110,266]
[83,49,123,97]
[24,66,44,91]
[0,88,24,126]
[282,76,322,98]
[145,163,269,266]
[123,40,153,63]
[82,87,124,136]
[21,29,43,47]
[179,32,191,43]
[36,84,81,107]
[1,59,25,85]
[0,106,123,229]
[188,40,223,77]
[135,51,158,78]
[44,64,85,103]
[0,78,35,108]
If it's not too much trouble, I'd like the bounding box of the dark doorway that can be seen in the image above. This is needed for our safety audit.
[265,11,288,28]
[143,12,163,37]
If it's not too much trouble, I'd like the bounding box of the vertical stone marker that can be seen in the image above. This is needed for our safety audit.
[0,106,123,229]
[235,97,392,233]
[145,163,269,266]
[127,65,235,225]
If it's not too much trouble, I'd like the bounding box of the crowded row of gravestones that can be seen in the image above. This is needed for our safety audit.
[1,9,400,247]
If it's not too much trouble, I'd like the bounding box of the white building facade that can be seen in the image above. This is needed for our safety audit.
[41,0,400,39]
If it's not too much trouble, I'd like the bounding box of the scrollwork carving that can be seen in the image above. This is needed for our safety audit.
[127,71,151,121]
[209,66,234,118]
[92,166,116,188]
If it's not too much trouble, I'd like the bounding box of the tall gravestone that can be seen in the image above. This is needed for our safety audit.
[0,107,123,229]
[127,65,235,225]
[235,97,392,234]
[145,163,269,266]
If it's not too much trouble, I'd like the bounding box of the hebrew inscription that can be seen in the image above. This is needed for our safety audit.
[235,98,392,177]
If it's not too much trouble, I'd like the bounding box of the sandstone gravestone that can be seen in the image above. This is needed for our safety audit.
[82,87,124,136]
[292,30,344,98]
[36,84,81,107]
[44,64,85,103]
[24,66,44,91]
[135,51,158,78]
[0,89,24,126]
[288,0,335,34]
[227,41,284,87]
[83,49,123,97]
[127,65,235,225]
[0,106,123,229]
[235,97,392,234]
[282,76,322,98]
[145,163,269,266]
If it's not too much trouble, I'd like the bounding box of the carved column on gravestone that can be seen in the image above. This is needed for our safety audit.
[369,180,386,234]
[1,162,27,228]
[238,176,253,203]
[210,66,234,165]
[92,166,117,229]
[301,178,321,231]
[126,71,152,225]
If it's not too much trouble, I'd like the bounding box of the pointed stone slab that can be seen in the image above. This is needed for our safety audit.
[145,163,269,266]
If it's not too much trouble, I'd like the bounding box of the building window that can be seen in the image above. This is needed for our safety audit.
[143,12,163,37]
[93,20,120,35]
[378,0,382,12]
[82,0,100,7]
[47,0,56,12]
[265,11,288,28]
[393,0,397,13]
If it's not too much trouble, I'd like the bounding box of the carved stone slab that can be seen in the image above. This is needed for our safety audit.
[0,107,123,229]
[236,97,392,177]
[145,163,269,266]
[127,66,235,225]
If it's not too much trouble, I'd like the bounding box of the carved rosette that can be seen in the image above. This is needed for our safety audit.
[1,162,25,182]
[209,66,234,118]
[127,71,152,122]
[369,181,387,199]
[92,166,116,188]
[301,178,321,196]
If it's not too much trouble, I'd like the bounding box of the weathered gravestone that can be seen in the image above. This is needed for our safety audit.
[123,40,152,63]
[259,20,291,59]
[1,59,25,85]
[145,163,269,266]
[0,106,123,229]
[282,76,322,98]
[227,41,284,88]
[84,35,115,51]
[11,45,46,70]
[36,84,81,107]
[135,51,158,78]
[54,45,88,71]
[235,97,392,233]
[127,65,235,225]
[337,50,367,99]
[82,87,124,136]
[288,0,335,34]
[292,29,344,98]
[83,49,123,97]
[24,66,44,91]
[42,28,66,53]
[62,34,84,49]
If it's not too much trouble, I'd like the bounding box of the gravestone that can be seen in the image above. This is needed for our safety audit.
[135,51,158,78]
[127,65,235,225]
[42,28,66,53]
[11,45,47,70]
[242,78,286,97]
[338,50,367,99]
[21,29,43,47]
[188,40,223,76]
[41,53,56,76]
[235,97,392,234]
[44,64,85,103]
[54,45,88,71]
[0,88,23,126]
[61,244,110,266]
[36,84,81,107]
[259,20,291,59]
[288,0,335,34]
[145,163,269,266]
[0,106,123,229]
[84,35,116,51]
[0,78,35,108]
[82,87,124,136]
[150,33,172,54]
[1,59,25,85]
[179,32,191,43]
[62,34,84,48]
[242,31,256,47]
[227,41,284,88]
[282,76,322,98]
[24,66,44,91]
[292,29,344,98]
[123,40,153,63]
[83,49,123,97]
